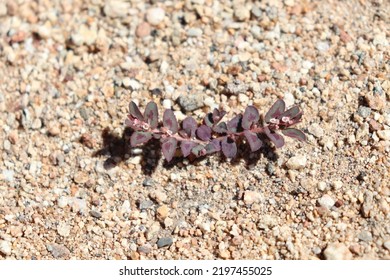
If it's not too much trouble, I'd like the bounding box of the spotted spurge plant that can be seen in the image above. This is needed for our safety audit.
[125,99,306,162]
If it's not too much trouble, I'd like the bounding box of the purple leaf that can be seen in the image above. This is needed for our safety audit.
[212,108,226,123]
[205,139,221,154]
[163,109,178,134]
[221,137,237,158]
[162,137,177,162]
[213,122,227,133]
[191,145,207,157]
[196,125,212,141]
[182,116,197,138]
[144,102,158,129]
[264,127,285,148]
[265,99,285,123]
[244,130,263,152]
[181,141,198,157]
[282,128,306,142]
[129,101,144,121]
[130,131,152,146]
[242,106,260,130]
[227,114,242,133]
[281,105,300,120]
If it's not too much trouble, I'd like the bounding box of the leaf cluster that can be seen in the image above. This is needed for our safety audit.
[126,99,306,162]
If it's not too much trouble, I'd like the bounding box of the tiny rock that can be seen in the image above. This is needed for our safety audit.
[377,130,390,140]
[57,223,71,237]
[308,123,324,138]
[323,243,353,260]
[243,190,263,205]
[156,204,169,220]
[357,231,373,242]
[234,7,250,21]
[103,0,129,18]
[146,7,165,26]
[0,240,12,256]
[73,171,88,184]
[157,237,173,248]
[318,194,335,210]
[136,22,151,38]
[47,243,70,259]
[286,155,307,170]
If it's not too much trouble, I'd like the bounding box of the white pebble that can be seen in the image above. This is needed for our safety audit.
[324,243,352,260]
[146,7,165,26]
[318,194,335,209]
[286,155,307,170]
[57,223,71,237]
[377,130,390,140]
[162,99,172,109]
[0,240,12,256]
[308,123,324,138]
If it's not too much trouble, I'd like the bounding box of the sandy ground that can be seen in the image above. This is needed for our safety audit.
[0,0,389,260]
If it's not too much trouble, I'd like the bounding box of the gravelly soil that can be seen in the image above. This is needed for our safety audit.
[0,0,389,260]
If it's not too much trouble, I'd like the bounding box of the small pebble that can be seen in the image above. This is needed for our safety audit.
[308,123,324,138]
[0,240,12,256]
[357,231,373,242]
[318,194,335,210]
[90,210,102,219]
[139,200,154,210]
[383,240,390,251]
[357,106,371,118]
[323,243,352,260]
[286,155,307,170]
[47,243,70,259]
[157,237,173,248]
[146,7,165,26]
[377,130,390,140]
[156,204,169,220]
[136,22,151,38]
[177,94,204,112]
[187,28,203,37]
[243,191,263,205]
[234,7,250,21]
[57,223,71,237]
[142,177,154,187]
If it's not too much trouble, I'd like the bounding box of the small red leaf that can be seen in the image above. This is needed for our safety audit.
[281,105,300,120]
[182,117,197,138]
[242,106,260,130]
[221,137,237,158]
[129,101,144,121]
[181,141,197,157]
[163,109,178,134]
[162,137,177,162]
[227,114,242,133]
[196,125,212,141]
[244,130,262,152]
[191,145,207,157]
[205,139,221,154]
[130,131,152,146]
[144,102,158,129]
[265,99,285,123]
[264,127,285,148]
[282,128,306,142]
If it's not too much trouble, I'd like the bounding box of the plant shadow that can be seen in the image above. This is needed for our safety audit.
[92,127,162,175]
[93,127,278,175]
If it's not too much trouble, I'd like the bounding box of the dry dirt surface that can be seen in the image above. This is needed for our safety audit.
[0,0,389,260]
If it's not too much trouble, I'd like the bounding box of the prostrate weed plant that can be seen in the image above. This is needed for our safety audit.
[125,99,306,162]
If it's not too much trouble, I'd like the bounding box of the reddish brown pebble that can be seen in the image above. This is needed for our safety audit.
[335,200,344,208]
[136,22,151,38]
